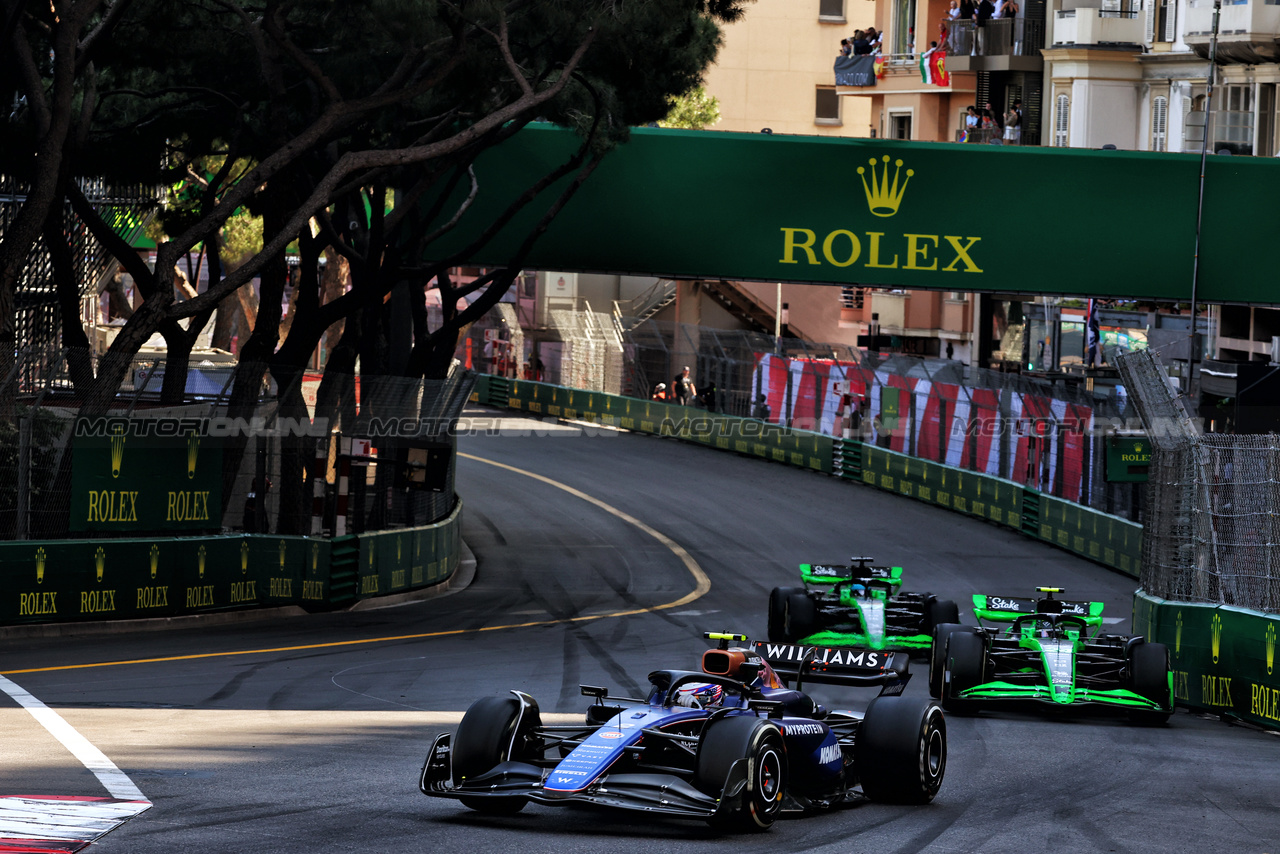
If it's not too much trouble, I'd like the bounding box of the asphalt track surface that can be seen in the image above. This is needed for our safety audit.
[2,408,1278,853]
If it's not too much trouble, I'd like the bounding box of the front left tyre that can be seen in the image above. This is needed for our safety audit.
[768,586,798,642]
[855,694,947,804]
[1128,640,1173,725]
[696,716,786,832]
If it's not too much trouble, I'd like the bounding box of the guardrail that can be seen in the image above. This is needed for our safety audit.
[1134,591,1280,729]
[472,376,1141,577]
[1,501,463,627]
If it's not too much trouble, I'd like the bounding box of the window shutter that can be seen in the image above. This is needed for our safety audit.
[1162,0,1176,43]
[1055,94,1070,147]
[1152,96,1168,151]
[1145,0,1156,44]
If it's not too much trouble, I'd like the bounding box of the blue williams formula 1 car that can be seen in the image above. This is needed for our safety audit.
[769,557,959,652]
[929,587,1173,723]
[421,632,946,831]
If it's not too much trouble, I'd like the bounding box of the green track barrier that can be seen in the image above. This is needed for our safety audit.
[1134,591,1280,729]
[2,503,462,627]
[356,501,462,599]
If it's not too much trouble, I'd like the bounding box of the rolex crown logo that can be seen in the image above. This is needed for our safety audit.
[1135,443,1144,454]
[1266,623,1276,676]
[95,546,105,582]
[110,424,127,478]
[198,544,207,579]
[36,547,46,584]
[1175,611,1183,657]
[397,537,403,562]
[312,543,319,573]
[241,541,250,574]
[150,544,159,580]
[1210,613,1222,664]
[858,155,913,218]
[279,541,287,570]
[187,431,200,480]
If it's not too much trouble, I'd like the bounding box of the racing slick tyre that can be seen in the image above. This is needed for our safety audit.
[926,598,961,636]
[855,695,947,804]
[453,695,542,813]
[768,587,798,642]
[784,592,818,642]
[1128,641,1174,725]
[942,630,987,715]
[928,623,975,700]
[695,716,786,832]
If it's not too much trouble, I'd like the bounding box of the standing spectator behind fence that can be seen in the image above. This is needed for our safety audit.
[751,394,771,422]
[699,383,719,412]
[673,366,697,406]
[651,382,668,401]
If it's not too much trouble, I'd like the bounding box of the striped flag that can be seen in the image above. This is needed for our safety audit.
[919,49,934,85]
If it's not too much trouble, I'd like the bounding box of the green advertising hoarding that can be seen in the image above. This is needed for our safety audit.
[71,420,223,533]
[421,125,1280,305]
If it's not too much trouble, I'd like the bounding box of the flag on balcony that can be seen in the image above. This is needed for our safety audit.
[874,54,887,79]
[1085,298,1101,367]
[919,47,935,85]
[931,49,950,87]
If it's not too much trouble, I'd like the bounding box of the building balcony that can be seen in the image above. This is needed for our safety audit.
[1052,8,1146,46]
[1185,1,1280,63]
[944,19,1046,72]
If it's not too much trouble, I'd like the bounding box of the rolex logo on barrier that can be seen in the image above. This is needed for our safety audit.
[95,547,105,582]
[279,540,287,569]
[1211,613,1222,664]
[858,155,913,218]
[187,431,200,480]
[311,543,320,573]
[198,544,207,579]
[109,423,126,478]
[241,541,249,575]
[36,547,46,584]
[397,537,403,562]
[1267,624,1276,676]
[1176,611,1183,657]
[150,544,159,580]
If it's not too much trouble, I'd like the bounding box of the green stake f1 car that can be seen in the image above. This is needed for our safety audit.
[929,587,1173,723]
[768,557,959,653]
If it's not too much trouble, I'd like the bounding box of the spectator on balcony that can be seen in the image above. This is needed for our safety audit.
[993,0,1005,18]
[973,0,994,54]
[1003,102,1021,144]
[866,27,882,54]
[948,0,962,20]
[851,29,871,55]
[1002,0,1018,17]
[965,105,980,136]
[840,38,852,57]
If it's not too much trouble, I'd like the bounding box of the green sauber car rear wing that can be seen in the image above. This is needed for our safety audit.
[971,593,1104,627]
[799,562,904,590]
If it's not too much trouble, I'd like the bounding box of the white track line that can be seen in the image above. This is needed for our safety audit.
[0,675,145,801]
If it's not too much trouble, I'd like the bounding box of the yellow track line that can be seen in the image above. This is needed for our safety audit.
[2,453,710,676]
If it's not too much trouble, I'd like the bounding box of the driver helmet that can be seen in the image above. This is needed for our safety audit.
[674,682,724,707]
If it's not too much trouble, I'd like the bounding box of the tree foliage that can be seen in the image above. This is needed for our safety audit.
[659,87,721,129]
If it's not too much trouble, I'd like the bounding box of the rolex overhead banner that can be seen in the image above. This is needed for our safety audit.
[70,419,224,532]
[419,124,1280,305]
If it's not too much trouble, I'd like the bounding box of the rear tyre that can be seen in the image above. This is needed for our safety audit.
[929,623,973,699]
[768,587,798,642]
[1128,641,1173,725]
[855,695,947,804]
[927,598,960,635]
[942,630,987,715]
[696,716,786,832]
[784,592,818,642]
[453,694,541,813]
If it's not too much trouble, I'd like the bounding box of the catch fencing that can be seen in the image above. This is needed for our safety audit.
[1118,348,1280,612]
[603,319,1142,520]
[0,349,474,541]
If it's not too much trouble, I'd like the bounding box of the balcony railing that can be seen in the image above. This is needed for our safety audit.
[944,18,1044,57]
[1053,8,1145,45]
